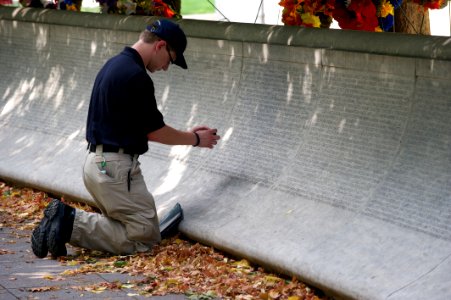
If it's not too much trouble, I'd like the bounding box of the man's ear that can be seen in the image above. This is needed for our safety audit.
[155,40,166,50]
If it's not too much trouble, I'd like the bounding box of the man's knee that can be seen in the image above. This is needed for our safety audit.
[125,214,160,243]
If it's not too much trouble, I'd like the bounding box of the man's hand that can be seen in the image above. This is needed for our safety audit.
[191,127,220,149]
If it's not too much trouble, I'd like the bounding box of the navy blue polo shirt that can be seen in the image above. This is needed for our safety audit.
[86,47,165,155]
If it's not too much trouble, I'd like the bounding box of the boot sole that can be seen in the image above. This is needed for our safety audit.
[47,203,67,257]
[31,199,60,258]
[31,226,48,258]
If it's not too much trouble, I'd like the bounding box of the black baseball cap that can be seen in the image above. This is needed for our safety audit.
[146,19,187,69]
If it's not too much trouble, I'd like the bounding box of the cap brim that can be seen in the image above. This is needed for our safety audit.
[175,53,187,69]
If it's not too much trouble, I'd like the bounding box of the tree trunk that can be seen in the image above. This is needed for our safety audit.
[394,1,430,34]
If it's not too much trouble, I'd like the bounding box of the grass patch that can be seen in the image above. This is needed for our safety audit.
[81,6,101,13]
[181,0,215,15]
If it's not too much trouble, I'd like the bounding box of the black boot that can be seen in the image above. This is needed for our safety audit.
[47,201,75,258]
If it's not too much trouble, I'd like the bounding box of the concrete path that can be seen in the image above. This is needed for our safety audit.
[0,227,187,299]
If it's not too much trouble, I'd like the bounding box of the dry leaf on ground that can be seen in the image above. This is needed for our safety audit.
[0,181,331,300]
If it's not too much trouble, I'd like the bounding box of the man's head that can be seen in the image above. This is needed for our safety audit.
[145,19,187,69]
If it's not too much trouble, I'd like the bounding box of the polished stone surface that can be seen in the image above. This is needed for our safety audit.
[1,8,451,300]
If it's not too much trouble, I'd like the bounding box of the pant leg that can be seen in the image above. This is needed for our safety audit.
[71,152,160,254]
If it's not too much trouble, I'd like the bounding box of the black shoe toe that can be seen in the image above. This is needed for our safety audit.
[160,203,184,240]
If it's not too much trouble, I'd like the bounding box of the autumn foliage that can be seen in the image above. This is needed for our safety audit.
[0,181,330,299]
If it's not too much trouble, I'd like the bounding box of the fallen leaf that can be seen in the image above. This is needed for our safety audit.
[28,286,60,292]
[114,260,127,268]
[0,248,14,255]
[232,259,251,268]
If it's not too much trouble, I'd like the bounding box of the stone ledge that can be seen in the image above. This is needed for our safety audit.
[1,6,451,59]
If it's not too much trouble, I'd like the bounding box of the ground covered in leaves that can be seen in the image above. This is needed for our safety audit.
[0,181,332,300]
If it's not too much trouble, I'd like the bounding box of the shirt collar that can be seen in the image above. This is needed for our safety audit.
[122,47,145,69]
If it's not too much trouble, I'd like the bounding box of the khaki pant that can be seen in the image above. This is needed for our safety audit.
[70,151,160,254]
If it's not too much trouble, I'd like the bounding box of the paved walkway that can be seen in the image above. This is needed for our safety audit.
[0,227,187,299]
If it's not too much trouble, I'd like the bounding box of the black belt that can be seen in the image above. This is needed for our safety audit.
[88,144,136,155]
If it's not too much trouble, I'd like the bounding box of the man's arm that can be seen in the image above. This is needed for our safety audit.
[147,125,220,149]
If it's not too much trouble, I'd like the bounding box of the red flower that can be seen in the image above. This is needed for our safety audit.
[333,0,379,31]
[151,0,176,18]
[418,0,445,9]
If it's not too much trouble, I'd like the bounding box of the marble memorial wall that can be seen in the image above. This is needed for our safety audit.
[1,7,450,243]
